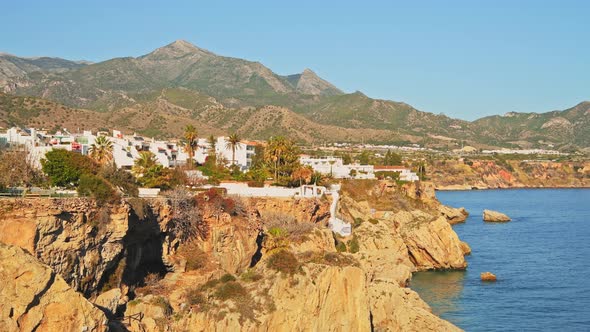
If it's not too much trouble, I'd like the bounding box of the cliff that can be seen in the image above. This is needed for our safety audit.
[430,159,590,190]
[0,243,107,332]
[0,182,468,331]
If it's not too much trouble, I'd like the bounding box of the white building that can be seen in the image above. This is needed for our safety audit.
[300,155,375,179]
[1,127,259,172]
[195,137,258,171]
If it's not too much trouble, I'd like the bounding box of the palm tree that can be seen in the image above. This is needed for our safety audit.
[89,135,113,165]
[263,136,299,181]
[132,151,157,178]
[183,125,198,169]
[225,133,241,166]
[207,135,216,156]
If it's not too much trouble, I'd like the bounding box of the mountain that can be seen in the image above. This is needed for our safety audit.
[4,40,342,111]
[472,101,590,149]
[0,53,88,88]
[0,40,588,150]
[0,90,404,143]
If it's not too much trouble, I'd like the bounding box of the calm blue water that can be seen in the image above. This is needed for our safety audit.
[410,189,590,332]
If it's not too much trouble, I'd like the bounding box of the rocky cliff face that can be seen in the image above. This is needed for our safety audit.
[0,184,468,331]
[0,198,131,295]
[0,243,107,332]
[430,159,590,189]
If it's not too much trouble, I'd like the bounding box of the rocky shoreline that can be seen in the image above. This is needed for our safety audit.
[436,184,590,191]
[0,181,469,331]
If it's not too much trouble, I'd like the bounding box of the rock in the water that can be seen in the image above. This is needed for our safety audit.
[439,205,469,224]
[483,209,511,222]
[0,243,107,332]
[481,272,497,281]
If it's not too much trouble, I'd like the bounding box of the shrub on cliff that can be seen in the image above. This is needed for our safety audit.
[220,273,237,283]
[263,212,316,243]
[213,281,247,301]
[177,240,209,271]
[348,235,360,253]
[266,250,299,275]
[77,173,118,203]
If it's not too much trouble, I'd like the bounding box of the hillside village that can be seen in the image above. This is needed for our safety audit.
[0,126,420,194]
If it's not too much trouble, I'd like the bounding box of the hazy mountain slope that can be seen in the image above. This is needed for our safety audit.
[0,53,87,79]
[472,101,590,148]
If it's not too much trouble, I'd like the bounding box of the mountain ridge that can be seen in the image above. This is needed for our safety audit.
[0,40,588,150]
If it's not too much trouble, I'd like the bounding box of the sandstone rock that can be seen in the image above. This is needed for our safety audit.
[481,272,497,282]
[482,209,511,222]
[459,241,471,256]
[400,215,467,270]
[124,295,171,332]
[0,243,107,332]
[0,198,131,294]
[439,205,469,224]
[94,288,122,317]
[368,279,461,332]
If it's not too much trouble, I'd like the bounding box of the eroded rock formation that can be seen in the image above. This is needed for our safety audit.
[0,243,107,332]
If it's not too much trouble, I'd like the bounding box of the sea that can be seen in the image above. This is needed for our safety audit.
[410,189,590,331]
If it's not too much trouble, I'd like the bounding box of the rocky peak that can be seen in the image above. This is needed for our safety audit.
[287,67,342,96]
[140,39,214,60]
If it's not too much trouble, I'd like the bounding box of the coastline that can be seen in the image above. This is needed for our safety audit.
[435,184,590,191]
[415,188,590,330]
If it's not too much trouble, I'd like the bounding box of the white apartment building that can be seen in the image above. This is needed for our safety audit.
[299,155,376,179]
[195,137,258,171]
[1,127,258,172]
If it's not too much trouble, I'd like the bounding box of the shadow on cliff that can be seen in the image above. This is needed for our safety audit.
[96,201,168,298]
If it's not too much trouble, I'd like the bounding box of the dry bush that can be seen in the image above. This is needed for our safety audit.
[0,147,45,189]
[177,241,209,271]
[263,211,316,243]
[144,272,162,287]
[167,187,208,241]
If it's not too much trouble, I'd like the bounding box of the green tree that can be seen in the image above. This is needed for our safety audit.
[132,151,158,178]
[207,135,217,156]
[133,151,184,189]
[89,136,114,166]
[77,173,116,203]
[341,153,353,165]
[263,136,301,182]
[383,150,402,165]
[358,150,373,165]
[41,149,98,187]
[100,164,138,197]
[225,133,241,166]
[183,125,198,169]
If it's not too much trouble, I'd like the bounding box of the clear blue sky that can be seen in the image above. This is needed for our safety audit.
[2,0,589,120]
